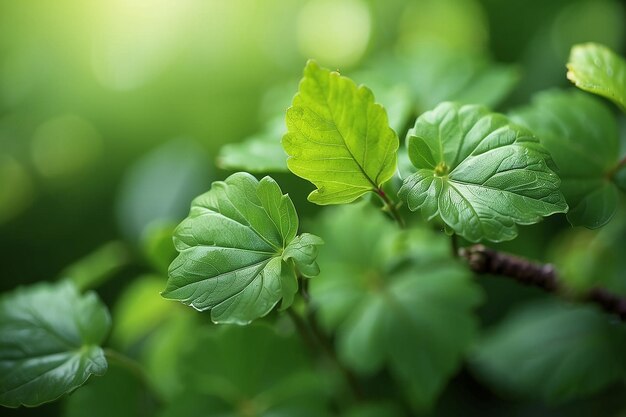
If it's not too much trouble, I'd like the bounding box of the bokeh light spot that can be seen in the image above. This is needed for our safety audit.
[297,0,371,68]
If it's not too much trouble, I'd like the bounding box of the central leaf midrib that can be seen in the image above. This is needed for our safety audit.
[210,208,281,253]
[175,258,273,298]
[448,178,559,203]
[319,79,379,191]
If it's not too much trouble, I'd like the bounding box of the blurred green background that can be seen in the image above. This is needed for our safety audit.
[1,0,625,416]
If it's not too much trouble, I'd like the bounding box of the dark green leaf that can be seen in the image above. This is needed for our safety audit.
[162,172,322,324]
[511,90,621,228]
[283,60,399,205]
[567,43,626,112]
[0,281,110,407]
[310,204,482,411]
[162,324,332,417]
[63,364,157,417]
[471,301,626,403]
[398,102,568,242]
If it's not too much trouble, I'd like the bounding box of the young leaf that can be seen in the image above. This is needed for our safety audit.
[398,102,568,242]
[283,60,399,205]
[0,281,110,408]
[471,301,626,403]
[309,204,482,411]
[511,90,621,228]
[162,172,323,324]
[567,43,626,112]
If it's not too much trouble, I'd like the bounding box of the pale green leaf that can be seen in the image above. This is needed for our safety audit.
[283,60,399,205]
[116,139,212,241]
[401,42,519,112]
[398,102,568,242]
[511,90,621,228]
[140,221,178,275]
[0,281,110,407]
[162,172,322,324]
[61,241,130,291]
[309,204,482,411]
[111,275,180,350]
[551,213,626,294]
[217,118,288,173]
[471,301,626,403]
[567,42,626,112]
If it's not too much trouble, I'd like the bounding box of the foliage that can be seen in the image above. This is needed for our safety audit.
[2,2,626,417]
[162,173,323,324]
[0,282,110,408]
[398,102,567,242]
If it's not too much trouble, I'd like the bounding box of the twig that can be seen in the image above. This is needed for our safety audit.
[287,307,364,401]
[375,188,406,229]
[459,244,626,321]
[607,155,626,180]
[450,234,460,258]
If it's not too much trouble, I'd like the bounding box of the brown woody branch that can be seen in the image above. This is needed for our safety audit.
[459,244,626,321]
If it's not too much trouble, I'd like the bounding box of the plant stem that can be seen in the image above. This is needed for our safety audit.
[287,306,363,401]
[376,188,405,228]
[103,348,153,388]
[459,245,626,321]
[607,155,626,180]
[450,234,459,258]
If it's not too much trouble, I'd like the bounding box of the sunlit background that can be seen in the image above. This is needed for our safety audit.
[1,0,625,415]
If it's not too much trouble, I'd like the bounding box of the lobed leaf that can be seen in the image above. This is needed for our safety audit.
[0,281,110,408]
[162,172,322,324]
[398,102,568,242]
[511,90,621,228]
[283,60,399,205]
[567,43,626,112]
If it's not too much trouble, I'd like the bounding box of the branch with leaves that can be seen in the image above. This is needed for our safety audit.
[3,41,626,415]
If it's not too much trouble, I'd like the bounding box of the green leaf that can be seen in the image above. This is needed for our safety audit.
[471,301,626,403]
[217,118,288,173]
[162,172,322,324]
[283,60,399,205]
[161,324,332,417]
[0,281,110,407]
[550,213,626,295]
[116,139,212,241]
[111,275,180,350]
[398,102,568,242]
[511,90,621,228]
[400,42,519,112]
[61,241,131,291]
[140,221,178,276]
[63,364,157,417]
[567,43,626,112]
[309,204,482,411]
